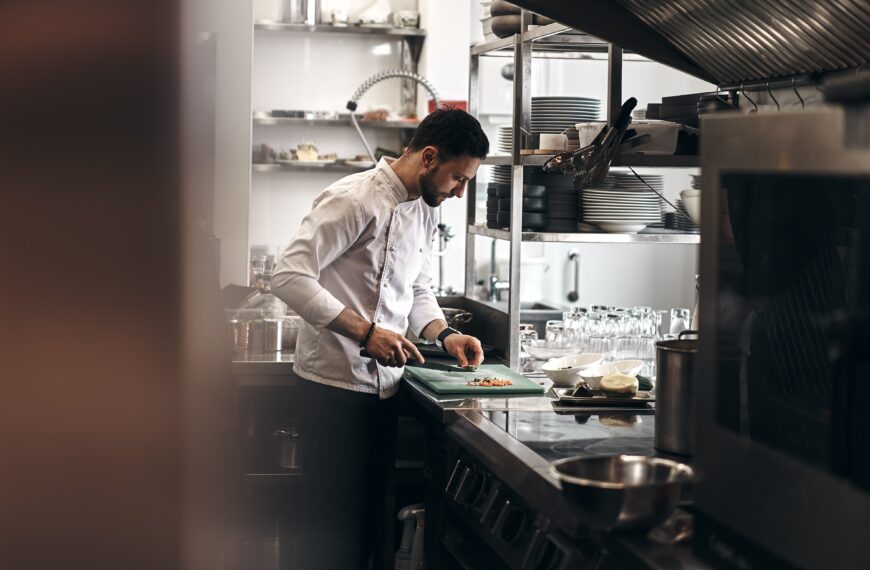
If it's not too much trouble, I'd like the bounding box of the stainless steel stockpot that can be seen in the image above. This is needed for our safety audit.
[655,331,698,456]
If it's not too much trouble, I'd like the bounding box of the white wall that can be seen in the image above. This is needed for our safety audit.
[209,0,254,287]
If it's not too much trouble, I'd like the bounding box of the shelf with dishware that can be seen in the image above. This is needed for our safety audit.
[467,224,700,244]
[466,9,704,369]
[253,112,421,130]
[252,161,372,174]
[254,21,426,37]
[481,154,699,167]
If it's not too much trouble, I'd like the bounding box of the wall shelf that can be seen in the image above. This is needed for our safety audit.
[468,224,700,244]
[252,162,370,174]
[254,21,426,37]
[253,114,420,129]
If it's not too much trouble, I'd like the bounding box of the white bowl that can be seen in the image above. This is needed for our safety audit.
[542,354,601,387]
[541,352,605,386]
[541,357,580,387]
[680,191,701,226]
[610,359,644,376]
[579,359,643,390]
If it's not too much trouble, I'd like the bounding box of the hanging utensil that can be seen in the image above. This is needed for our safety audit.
[543,97,638,189]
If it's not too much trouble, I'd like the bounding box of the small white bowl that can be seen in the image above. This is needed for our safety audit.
[542,353,603,387]
[610,359,644,376]
[680,191,701,226]
[579,360,643,390]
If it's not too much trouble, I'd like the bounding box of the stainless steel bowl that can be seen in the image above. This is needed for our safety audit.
[551,455,694,530]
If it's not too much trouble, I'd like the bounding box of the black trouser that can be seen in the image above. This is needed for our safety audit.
[297,376,398,570]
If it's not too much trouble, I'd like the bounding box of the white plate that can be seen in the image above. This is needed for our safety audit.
[584,215,660,221]
[584,212,662,217]
[595,223,649,233]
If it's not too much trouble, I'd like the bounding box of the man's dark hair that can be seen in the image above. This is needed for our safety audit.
[407,108,489,159]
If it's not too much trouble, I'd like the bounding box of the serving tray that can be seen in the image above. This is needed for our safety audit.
[553,387,655,407]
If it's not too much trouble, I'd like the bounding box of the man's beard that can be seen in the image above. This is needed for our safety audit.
[419,167,442,207]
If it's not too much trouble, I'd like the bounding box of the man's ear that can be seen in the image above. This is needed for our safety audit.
[421,146,439,168]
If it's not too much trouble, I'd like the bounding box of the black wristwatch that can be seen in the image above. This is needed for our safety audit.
[435,327,461,353]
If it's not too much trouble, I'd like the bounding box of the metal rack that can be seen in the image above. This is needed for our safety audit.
[465,14,700,368]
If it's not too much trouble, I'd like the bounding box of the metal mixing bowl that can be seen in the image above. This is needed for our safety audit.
[551,455,694,530]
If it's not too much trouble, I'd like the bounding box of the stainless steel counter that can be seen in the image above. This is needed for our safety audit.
[232,351,295,384]
[400,373,709,570]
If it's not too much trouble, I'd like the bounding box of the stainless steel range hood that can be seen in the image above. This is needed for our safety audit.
[509,0,870,85]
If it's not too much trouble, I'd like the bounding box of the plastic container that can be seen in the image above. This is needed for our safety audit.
[620,120,680,155]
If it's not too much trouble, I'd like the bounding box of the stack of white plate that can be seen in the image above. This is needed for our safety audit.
[497,126,513,153]
[690,174,702,190]
[581,172,664,233]
[490,165,537,185]
[531,97,601,134]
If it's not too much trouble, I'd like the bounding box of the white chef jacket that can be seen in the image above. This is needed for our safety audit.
[271,158,446,398]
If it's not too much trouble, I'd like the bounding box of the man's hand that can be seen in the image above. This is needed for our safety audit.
[443,334,484,369]
[364,326,425,368]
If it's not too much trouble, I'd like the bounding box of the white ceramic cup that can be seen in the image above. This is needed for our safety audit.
[539,133,567,150]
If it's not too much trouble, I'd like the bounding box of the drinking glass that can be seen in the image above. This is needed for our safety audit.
[545,320,566,348]
[603,313,623,337]
[587,335,612,359]
[669,308,692,335]
[518,324,539,372]
[519,324,538,352]
[638,334,658,378]
[613,335,638,361]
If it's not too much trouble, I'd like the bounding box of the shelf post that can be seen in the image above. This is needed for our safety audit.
[506,11,533,369]
[607,44,623,126]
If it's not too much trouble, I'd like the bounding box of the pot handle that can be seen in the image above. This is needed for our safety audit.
[678,330,699,339]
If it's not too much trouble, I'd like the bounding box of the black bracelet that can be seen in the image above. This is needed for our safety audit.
[360,322,377,348]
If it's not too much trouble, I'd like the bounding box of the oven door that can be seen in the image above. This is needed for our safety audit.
[696,109,870,570]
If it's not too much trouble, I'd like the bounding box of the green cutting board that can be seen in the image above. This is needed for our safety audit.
[404,364,545,395]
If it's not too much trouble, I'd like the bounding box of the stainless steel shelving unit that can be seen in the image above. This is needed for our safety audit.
[466,15,701,368]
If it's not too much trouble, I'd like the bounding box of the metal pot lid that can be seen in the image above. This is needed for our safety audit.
[656,338,698,353]
[510,0,870,84]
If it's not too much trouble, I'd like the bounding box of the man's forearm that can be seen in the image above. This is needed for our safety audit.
[420,319,448,343]
[326,307,373,344]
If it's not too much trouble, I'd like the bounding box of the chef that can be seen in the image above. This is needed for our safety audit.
[271,109,490,569]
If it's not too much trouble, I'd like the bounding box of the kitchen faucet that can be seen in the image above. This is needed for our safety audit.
[488,240,510,302]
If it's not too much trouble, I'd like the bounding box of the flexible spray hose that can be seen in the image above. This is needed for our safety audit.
[346,70,442,161]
